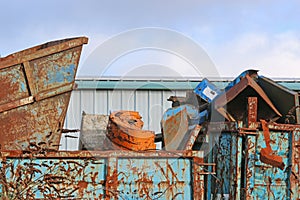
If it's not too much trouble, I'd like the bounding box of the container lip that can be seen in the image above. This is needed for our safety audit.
[0,36,88,69]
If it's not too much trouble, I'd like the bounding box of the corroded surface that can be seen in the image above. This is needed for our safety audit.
[0,37,88,150]
[0,150,212,200]
[107,111,156,151]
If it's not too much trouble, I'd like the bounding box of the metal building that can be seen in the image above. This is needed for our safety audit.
[60,77,300,150]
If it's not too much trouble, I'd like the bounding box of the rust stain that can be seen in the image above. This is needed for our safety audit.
[0,37,87,151]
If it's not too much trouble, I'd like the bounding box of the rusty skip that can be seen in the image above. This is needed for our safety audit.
[0,37,88,151]
[0,150,214,199]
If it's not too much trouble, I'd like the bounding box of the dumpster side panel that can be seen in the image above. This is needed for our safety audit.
[290,130,300,199]
[117,158,193,199]
[0,65,29,105]
[29,47,81,97]
[0,157,107,199]
[0,93,70,150]
[0,151,208,200]
[245,130,291,199]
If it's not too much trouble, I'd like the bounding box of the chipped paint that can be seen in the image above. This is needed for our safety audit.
[0,37,88,151]
[0,150,214,199]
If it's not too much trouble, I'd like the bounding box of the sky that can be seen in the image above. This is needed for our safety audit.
[1,0,300,79]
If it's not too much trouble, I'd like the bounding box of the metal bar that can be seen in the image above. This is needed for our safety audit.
[0,96,34,113]
[22,61,37,96]
[247,97,257,125]
[34,83,74,101]
[0,37,88,69]
[244,135,256,199]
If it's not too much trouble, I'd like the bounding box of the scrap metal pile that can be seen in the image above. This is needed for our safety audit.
[0,35,299,199]
[78,69,300,199]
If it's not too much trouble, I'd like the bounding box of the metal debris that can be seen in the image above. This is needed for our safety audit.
[0,37,88,151]
[107,111,156,151]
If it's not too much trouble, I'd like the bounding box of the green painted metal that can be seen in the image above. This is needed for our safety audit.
[75,79,300,91]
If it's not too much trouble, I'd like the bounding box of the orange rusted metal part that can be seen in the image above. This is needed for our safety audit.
[0,37,88,151]
[260,119,285,170]
[107,111,156,151]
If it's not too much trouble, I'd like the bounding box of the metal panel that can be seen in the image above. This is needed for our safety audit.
[65,90,81,129]
[95,90,108,114]
[258,76,300,124]
[80,90,95,114]
[149,90,163,133]
[136,90,149,130]
[245,130,291,199]
[0,150,210,200]
[0,37,87,151]
[290,130,300,199]
[121,90,135,111]
[108,90,122,113]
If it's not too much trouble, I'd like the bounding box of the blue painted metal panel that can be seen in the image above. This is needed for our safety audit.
[193,78,221,103]
[0,157,107,199]
[117,158,192,199]
[0,151,209,199]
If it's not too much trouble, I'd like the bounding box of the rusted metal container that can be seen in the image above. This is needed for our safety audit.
[0,37,88,151]
[205,97,300,200]
[0,150,214,199]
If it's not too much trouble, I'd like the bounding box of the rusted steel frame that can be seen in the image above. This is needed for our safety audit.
[0,83,73,113]
[247,97,257,125]
[193,157,205,200]
[295,94,300,123]
[0,96,34,113]
[105,157,118,199]
[34,83,74,101]
[290,130,300,199]
[235,135,243,199]
[0,37,88,69]
[22,61,36,96]
[0,150,208,159]
[238,127,258,135]
[204,121,238,132]
[267,123,300,131]
[214,74,282,119]
[229,133,238,199]
[244,135,256,199]
[238,121,300,131]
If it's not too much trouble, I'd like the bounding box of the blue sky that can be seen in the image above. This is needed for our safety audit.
[1,0,300,78]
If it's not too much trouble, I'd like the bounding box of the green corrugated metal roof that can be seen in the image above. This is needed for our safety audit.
[75,79,300,91]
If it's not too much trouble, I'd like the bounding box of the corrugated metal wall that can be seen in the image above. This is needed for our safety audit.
[60,89,187,150]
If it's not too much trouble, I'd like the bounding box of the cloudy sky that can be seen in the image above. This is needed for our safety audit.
[1,0,300,79]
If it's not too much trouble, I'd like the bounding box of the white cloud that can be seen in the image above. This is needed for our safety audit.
[210,31,300,78]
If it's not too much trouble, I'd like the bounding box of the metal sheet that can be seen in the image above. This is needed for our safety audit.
[0,150,212,200]
[0,37,88,151]
[161,105,189,150]
[193,78,221,103]
[79,113,110,150]
[258,76,300,124]
[214,74,282,122]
